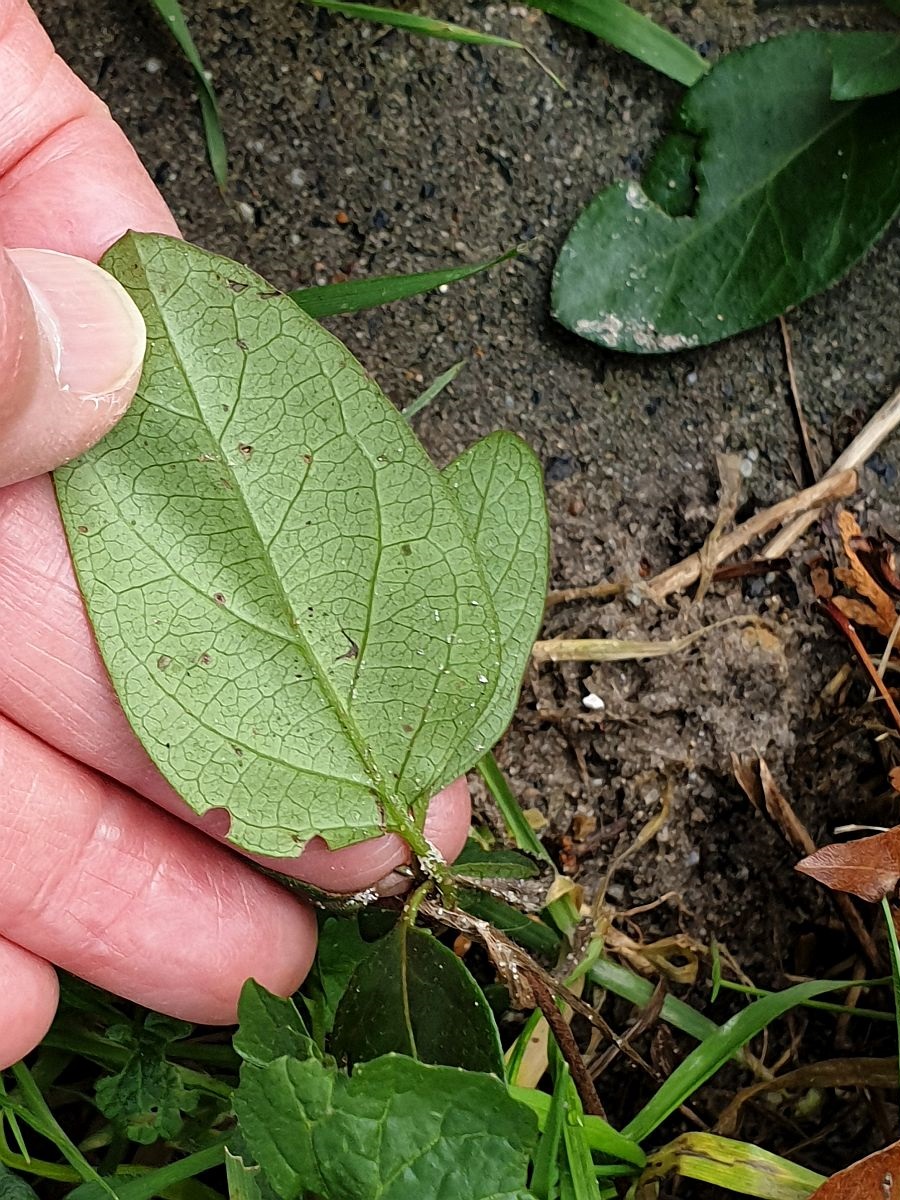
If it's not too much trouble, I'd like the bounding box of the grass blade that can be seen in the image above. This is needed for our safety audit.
[588,957,721,1045]
[530,1061,568,1198]
[510,1087,646,1168]
[478,751,554,866]
[289,249,517,319]
[146,0,228,188]
[303,0,565,86]
[882,896,900,1091]
[402,360,466,420]
[622,978,866,1143]
[526,0,707,87]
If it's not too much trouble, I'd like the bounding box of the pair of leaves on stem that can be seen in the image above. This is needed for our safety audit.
[553,31,900,353]
[54,233,548,859]
[233,980,537,1200]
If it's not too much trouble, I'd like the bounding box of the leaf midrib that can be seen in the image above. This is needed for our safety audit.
[143,250,389,805]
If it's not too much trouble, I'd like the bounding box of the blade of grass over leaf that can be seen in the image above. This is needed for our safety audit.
[526,0,707,87]
[622,978,869,1143]
[402,360,466,421]
[509,1088,645,1168]
[289,249,518,319]
[65,1145,226,1200]
[6,1066,113,1198]
[146,0,228,188]
[303,0,565,87]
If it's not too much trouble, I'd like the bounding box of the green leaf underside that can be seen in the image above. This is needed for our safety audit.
[527,0,707,88]
[331,923,505,1074]
[234,1053,537,1200]
[830,31,900,99]
[552,32,900,354]
[54,234,547,858]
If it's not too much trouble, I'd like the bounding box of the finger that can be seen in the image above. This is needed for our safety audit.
[0,247,146,486]
[0,476,472,889]
[280,776,471,894]
[0,0,178,258]
[0,713,317,1023]
[0,936,58,1068]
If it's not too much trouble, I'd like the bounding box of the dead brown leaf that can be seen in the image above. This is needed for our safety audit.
[810,1139,900,1198]
[796,827,900,902]
[833,510,897,636]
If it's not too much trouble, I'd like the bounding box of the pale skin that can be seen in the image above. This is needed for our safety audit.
[0,0,471,1066]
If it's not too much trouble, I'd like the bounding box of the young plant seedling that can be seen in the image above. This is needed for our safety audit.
[53,233,548,899]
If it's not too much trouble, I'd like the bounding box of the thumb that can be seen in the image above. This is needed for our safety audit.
[0,246,145,487]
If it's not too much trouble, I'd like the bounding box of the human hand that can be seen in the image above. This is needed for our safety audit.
[0,0,470,1066]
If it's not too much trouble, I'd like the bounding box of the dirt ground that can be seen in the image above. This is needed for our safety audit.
[33,0,900,1173]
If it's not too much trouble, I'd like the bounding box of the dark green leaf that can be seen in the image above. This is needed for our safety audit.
[146,0,228,187]
[452,841,542,880]
[0,1166,38,1200]
[92,1010,201,1145]
[526,0,707,87]
[290,250,516,319]
[331,922,505,1074]
[457,887,561,957]
[553,32,900,353]
[301,916,372,1042]
[235,1053,538,1200]
[234,981,320,1067]
[830,32,900,98]
[55,234,547,859]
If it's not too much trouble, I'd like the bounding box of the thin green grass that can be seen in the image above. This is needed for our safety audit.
[303,0,565,88]
[289,248,517,318]
[525,0,708,87]
[146,0,228,188]
[402,360,466,420]
[882,896,900,1091]
[622,978,876,1143]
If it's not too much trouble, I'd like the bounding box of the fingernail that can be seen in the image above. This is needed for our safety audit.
[8,248,145,398]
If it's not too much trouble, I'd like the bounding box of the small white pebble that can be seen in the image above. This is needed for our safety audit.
[144,57,162,74]
[582,692,605,711]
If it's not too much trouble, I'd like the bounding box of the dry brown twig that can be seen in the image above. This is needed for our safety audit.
[644,469,856,601]
[764,382,900,559]
[532,614,764,664]
[545,381,900,611]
